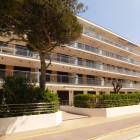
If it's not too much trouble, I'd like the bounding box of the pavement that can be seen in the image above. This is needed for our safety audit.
[1,111,140,140]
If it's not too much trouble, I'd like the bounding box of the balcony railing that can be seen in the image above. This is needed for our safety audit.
[51,54,140,78]
[69,42,140,66]
[83,29,140,56]
[1,45,140,78]
[0,69,140,89]
[1,41,140,68]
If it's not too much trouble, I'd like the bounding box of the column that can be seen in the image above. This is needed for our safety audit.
[69,91,74,106]
[5,65,14,77]
[125,91,127,94]
[96,91,100,95]
[105,91,110,94]
[51,71,57,83]
[83,90,87,94]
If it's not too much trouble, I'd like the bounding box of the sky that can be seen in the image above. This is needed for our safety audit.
[78,0,140,45]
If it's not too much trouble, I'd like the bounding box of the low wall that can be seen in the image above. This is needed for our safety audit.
[0,111,62,135]
[106,105,140,117]
[60,105,140,117]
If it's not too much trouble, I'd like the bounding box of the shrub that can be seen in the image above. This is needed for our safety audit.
[74,94,96,108]
[2,76,35,104]
[0,76,59,117]
[97,93,140,108]
[2,76,59,104]
[42,90,59,103]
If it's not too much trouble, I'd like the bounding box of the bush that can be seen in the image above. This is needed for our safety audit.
[74,93,140,108]
[2,76,59,104]
[74,94,96,108]
[42,90,59,102]
[0,76,59,117]
[97,93,140,108]
[2,76,36,104]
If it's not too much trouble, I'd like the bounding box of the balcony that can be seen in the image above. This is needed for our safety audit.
[0,69,139,89]
[51,54,140,78]
[1,45,140,78]
[2,41,140,68]
[69,42,140,66]
[83,29,140,56]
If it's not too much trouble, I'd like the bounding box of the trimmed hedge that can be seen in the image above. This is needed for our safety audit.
[97,93,140,108]
[74,94,96,108]
[74,93,140,108]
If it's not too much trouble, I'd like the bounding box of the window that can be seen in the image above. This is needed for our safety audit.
[57,54,69,63]
[15,45,28,56]
[77,43,84,49]
[13,66,31,79]
[57,72,69,83]
[77,58,83,66]
[85,45,91,51]
[46,70,52,82]
[87,75,95,85]
[86,60,94,68]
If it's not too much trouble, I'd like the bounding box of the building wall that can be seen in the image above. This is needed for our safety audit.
[0,17,140,104]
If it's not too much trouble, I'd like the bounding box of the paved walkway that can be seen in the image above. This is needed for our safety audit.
[1,111,140,140]
[62,111,88,121]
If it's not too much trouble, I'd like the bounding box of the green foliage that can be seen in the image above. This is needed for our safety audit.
[96,93,140,108]
[0,0,85,90]
[42,90,59,103]
[0,76,59,117]
[74,93,140,108]
[74,94,96,108]
[2,76,59,104]
[3,76,35,104]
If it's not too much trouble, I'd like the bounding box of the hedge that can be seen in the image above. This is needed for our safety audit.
[74,94,96,108]
[97,93,140,108]
[74,93,140,108]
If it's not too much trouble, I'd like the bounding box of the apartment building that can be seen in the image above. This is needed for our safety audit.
[0,17,140,105]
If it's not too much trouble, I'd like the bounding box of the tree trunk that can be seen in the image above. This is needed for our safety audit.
[39,53,46,90]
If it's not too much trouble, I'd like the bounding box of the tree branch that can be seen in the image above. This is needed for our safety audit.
[5,34,40,53]
[46,58,51,69]
[42,26,51,46]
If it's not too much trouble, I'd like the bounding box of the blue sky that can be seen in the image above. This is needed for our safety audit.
[78,0,140,45]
